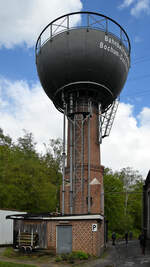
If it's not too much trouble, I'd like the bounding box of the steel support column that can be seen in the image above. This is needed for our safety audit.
[81,117,85,213]
[62,100,66,215]
[69,94,73,214]
[88,113,91,214]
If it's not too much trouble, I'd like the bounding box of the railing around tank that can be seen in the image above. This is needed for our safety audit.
[35,11,131,56]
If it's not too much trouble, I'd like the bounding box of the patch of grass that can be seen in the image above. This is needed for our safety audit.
[34,254,52,263]
[2,248,16,258]
[0,261,36,267]
[2,248,31,261]
[2,247,55,264]
[3,248,90,265]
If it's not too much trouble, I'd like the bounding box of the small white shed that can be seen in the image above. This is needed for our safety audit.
[0,209,26,245]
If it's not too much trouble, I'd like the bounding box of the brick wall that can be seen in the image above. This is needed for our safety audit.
[71,220,104,256]
[15,218,105,256]
[47,219,104,256]
[60,164,104,214]
[60,104,104,215]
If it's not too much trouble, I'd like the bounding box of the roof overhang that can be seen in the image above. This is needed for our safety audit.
[6,214,104,221]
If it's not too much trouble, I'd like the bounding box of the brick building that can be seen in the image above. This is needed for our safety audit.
[8,214,104,255]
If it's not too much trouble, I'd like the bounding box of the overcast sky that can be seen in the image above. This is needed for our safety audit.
[0,0,150,178]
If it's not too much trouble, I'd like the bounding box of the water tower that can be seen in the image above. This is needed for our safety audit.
[36,11,130,216]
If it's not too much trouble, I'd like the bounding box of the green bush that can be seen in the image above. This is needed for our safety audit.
[72,251,89,260]
[55,256,62,262]
[55,250,89,263]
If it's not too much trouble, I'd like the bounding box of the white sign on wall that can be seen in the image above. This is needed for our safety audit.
[92,224,97,232]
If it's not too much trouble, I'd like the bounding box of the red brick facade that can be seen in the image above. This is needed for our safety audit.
[47,219,104,256]
[60,104,104,215]
[14,216,104,257]
[60,169,104,214]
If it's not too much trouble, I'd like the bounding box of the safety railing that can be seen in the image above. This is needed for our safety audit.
[35,11,131,56]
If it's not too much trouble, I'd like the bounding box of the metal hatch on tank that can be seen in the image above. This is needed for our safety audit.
[35,11,130,114]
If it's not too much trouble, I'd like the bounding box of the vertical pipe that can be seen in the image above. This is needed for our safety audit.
[99,104,102,144]
[70,120,73,214]
[100,191,104,214]
[88,113,91,214]
[62,102,66,215]
[73,116,76,211]
[81,116,84,213]
[69,94,73,214]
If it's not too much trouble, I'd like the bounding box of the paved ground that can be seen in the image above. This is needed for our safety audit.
[85,239,150,267]
[0,240,150,266]
[114,240,150,267]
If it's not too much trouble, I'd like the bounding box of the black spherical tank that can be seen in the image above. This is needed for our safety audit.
[35,12,130,113]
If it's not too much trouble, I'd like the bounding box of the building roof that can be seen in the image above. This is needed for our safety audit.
[6,213,104,221]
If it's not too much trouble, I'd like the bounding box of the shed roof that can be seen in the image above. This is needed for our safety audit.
[6,213,103,221]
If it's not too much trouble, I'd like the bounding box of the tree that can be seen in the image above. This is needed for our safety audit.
[42,138,63,208]
[0,130,62,213]
[118,167,143,191]
[104,168,125,233]
[127,180,143,231]
[117,167,143,231]
[104,167,144,235]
